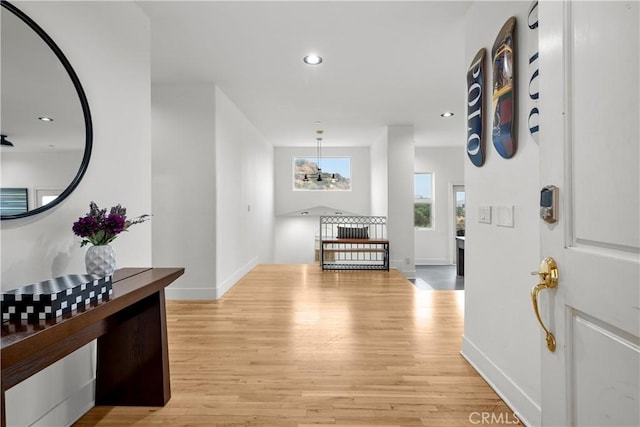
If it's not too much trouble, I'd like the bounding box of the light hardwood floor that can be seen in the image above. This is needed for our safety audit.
[74,264,518,426]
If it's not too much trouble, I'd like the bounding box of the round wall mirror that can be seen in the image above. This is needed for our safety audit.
[1,1,92,220]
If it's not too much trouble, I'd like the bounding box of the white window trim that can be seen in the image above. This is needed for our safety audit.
[414,172,434,230]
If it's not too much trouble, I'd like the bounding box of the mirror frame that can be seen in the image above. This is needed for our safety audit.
[1,0,93,220]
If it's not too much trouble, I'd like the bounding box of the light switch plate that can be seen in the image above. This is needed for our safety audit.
[479,206,492,224]
[496,205,515,227]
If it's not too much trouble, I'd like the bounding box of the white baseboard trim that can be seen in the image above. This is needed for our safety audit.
[214,257,259,300]
[165,257,260,301]
[390,264,416,280]
[461,335,541,427]
[415,258,450,265]
[404,268,416,280]
[33,378,95,427]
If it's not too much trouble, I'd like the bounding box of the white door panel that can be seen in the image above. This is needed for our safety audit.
[571,312,639,427]
[571,0,639,251]
[564,250,639,337]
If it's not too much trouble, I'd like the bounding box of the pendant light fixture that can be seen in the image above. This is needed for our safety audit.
[302,130,337,183]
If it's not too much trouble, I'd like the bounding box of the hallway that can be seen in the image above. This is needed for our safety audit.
[76,265,517,426]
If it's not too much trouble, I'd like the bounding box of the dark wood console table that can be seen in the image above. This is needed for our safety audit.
[0,267,184,427]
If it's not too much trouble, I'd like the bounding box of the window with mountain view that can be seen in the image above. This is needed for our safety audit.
[293,157,351,191]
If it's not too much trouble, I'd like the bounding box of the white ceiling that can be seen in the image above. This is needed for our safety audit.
[138,1,471,148]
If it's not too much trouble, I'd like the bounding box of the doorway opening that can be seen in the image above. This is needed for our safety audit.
[413,184,465,291]
[453,185,465,279]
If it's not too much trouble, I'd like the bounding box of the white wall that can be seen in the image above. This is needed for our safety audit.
[461,2,542,426]
[387,125,415,278]
[152,84,217,299]
[215,87,274,298]
[370,130,388,217]
[1,2,151,425]
[273,216,319,264]
[152,86,273,302]
[414,147,465,265]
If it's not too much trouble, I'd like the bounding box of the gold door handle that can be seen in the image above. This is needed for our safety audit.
[530,257,558,352]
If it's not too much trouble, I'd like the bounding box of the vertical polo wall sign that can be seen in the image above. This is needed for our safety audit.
[527,1,540,143]
[467,48,486,167]
[491,17,517,159]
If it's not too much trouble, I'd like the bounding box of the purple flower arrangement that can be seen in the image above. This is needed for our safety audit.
[72,202,150,247]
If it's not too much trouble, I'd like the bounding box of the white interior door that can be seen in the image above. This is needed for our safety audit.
[538,1,639,426]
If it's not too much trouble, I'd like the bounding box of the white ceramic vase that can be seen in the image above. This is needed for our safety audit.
[85,245,116,277]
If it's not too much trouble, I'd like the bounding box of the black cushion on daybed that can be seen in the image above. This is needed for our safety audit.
[337,226,369,239]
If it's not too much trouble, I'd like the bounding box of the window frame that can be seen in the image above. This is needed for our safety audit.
[414,172,434,230]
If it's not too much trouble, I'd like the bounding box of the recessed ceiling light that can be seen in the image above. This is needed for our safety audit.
[39,116,54,122]
[303,54,323,65]
[440,112,454,118]
[301,211,309,215]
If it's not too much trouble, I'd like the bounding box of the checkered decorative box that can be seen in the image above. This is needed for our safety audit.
[1,274,113,321]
